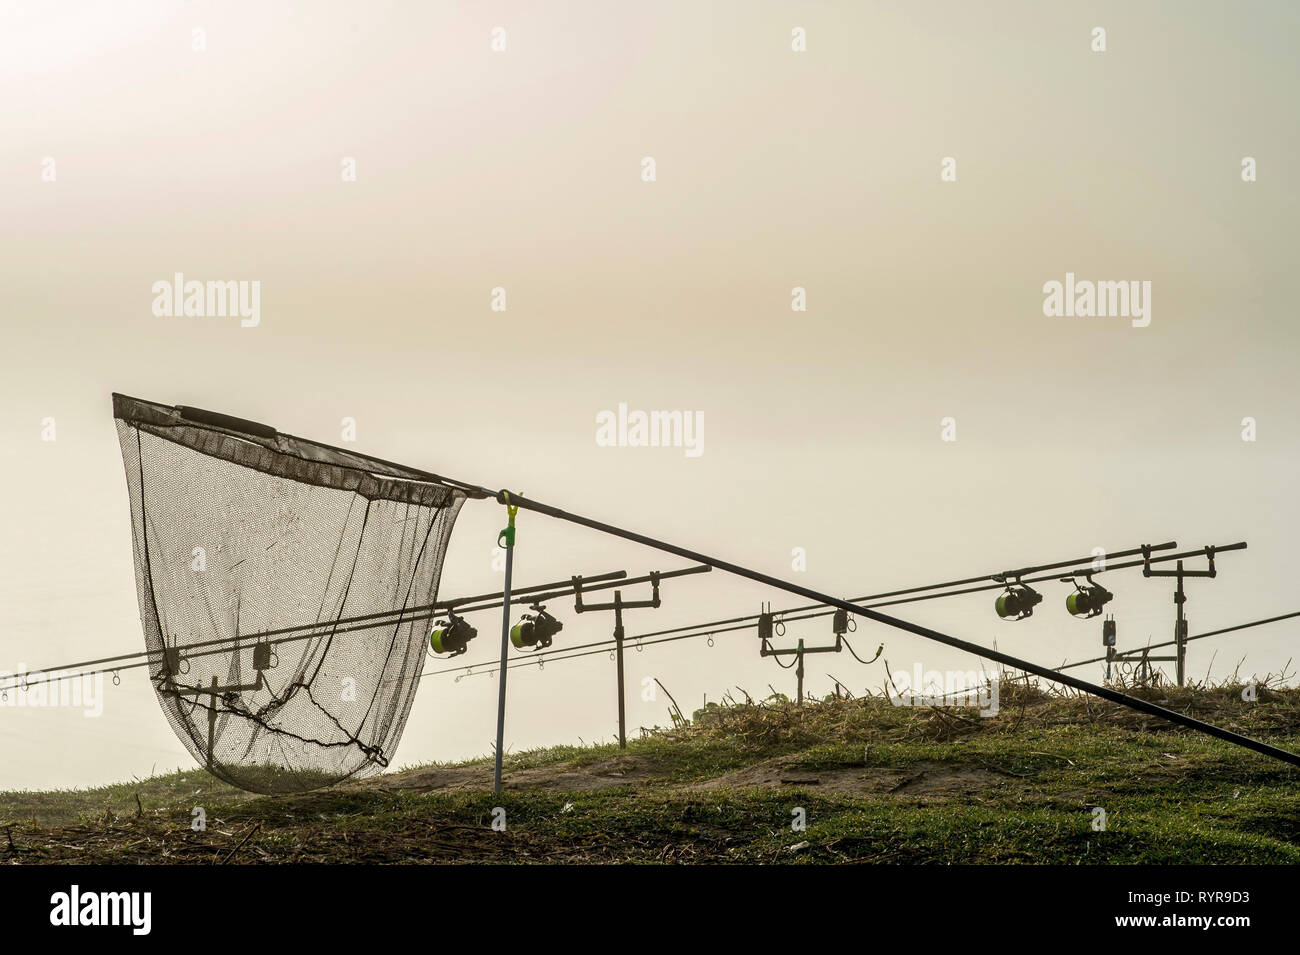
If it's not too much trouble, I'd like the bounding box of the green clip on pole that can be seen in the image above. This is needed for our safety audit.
[493,494,519,796]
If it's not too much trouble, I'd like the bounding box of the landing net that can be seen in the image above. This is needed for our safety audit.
[114,394,465,794]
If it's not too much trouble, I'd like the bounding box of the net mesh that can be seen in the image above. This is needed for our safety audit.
[113,395,466,794]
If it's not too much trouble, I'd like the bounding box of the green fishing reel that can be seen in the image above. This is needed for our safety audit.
[1064,576,1113,619]
[510,605,562,651]
[994,582,1042,621]
[429,611,477,656]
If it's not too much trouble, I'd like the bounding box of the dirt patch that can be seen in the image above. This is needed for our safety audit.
[886,761,1001,795]
[683,758,1001,797]
[362,754,1006,799]
[366,755,655,795]
[369,765,485,792]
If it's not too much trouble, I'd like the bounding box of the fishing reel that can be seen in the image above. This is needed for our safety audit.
[429,611,478,657]
[1062,574,1113,619]
[994,581,1042,621]
[511,604,563,651]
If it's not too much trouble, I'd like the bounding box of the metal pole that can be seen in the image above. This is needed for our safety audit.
[206,675,217,770]
[1175,562,1187,687]
[575,578,670,748]
[796,638,805,705]
[614,593,626,749]
[493,534,515,796]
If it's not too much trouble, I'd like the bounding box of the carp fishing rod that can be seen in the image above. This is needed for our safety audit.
[586,541,1206,651]
[1054,610,1300,673]
[416,541,1226,682]
[11,538,1189,694]
[419,544,1243,698]
[683,540,1180,627]
[427,622,882,680]
[0,565,720,694]
[153,564,711,686]
[0,568,642,693]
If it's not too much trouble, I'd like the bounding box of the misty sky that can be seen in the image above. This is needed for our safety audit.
[1,1,1298,789]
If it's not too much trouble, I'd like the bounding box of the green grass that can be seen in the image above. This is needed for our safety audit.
[3,680,1298,863]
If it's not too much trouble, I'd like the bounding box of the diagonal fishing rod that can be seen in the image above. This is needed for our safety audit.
[470,489,1299,769]
[1055,610,1300,673]
[118,399,1300,768]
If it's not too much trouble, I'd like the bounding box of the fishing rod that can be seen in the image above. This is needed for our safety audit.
[751,541,1178,621]
[749,543,1243,627]
[119,399,1300,769]
[455,547,1230,744]
[613,540,1188,648]
[424,618,756,679]
[1055,610,1300,673]
[432,620,882,682]
[443,564,711,616]
[0,566,715,694]
[427,613,749,678]
[0,568,632,693]
[425,542,1229,682]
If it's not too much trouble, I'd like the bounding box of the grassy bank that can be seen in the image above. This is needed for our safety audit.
[3,679,1298,863]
